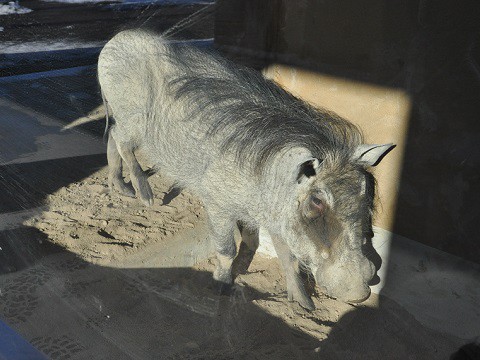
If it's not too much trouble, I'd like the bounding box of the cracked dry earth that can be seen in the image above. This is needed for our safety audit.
[2,166,462,359]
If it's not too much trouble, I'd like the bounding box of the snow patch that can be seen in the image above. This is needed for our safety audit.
[40,0,213,4]
[40,0,119,3]
[0,38,212,54]
[0,40,104,54]
[0,1,33,15]
[120,0,214,3]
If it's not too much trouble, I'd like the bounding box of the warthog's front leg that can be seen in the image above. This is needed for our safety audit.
[270,234,315,311]
[207,211,236,293]
[107,130,135,197]
[111,129,154,206]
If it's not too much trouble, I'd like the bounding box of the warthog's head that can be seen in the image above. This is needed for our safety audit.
[290,144,394,303]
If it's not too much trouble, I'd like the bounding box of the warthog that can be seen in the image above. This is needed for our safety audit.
[96,29,394,309]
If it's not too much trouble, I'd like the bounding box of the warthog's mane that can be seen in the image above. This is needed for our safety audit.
[167,43,364,173]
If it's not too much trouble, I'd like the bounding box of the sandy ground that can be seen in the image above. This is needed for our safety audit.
[23,166,204,266]
[2,162,463,359]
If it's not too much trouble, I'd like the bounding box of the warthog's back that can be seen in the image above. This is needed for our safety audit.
[98,29,364,221]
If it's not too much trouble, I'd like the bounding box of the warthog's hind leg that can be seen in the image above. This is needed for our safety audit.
[232,223,259,276]
[270,234,315,311]
[107,130,135,197]
[111,130,154,206]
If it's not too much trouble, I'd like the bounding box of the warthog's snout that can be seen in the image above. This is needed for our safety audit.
[316,255,376,303]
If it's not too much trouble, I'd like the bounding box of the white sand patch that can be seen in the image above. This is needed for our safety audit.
[0,40,104,54]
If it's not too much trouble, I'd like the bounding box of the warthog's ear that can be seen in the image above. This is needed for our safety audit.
[297,158,322,184]
[354,144,395,166]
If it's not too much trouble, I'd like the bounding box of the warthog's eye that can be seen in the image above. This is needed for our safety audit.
[310,195,325,214]
[303,194,327,219]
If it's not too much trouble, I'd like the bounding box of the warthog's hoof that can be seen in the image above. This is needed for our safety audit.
[297,297,315,311]
[137,181,154,207]
[288,290,315,311]
[140,194,154,207]
[112,180,135,198]
[212,279,234,296]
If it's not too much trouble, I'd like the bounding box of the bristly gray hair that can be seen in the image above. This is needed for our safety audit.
[167,43,364,172]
